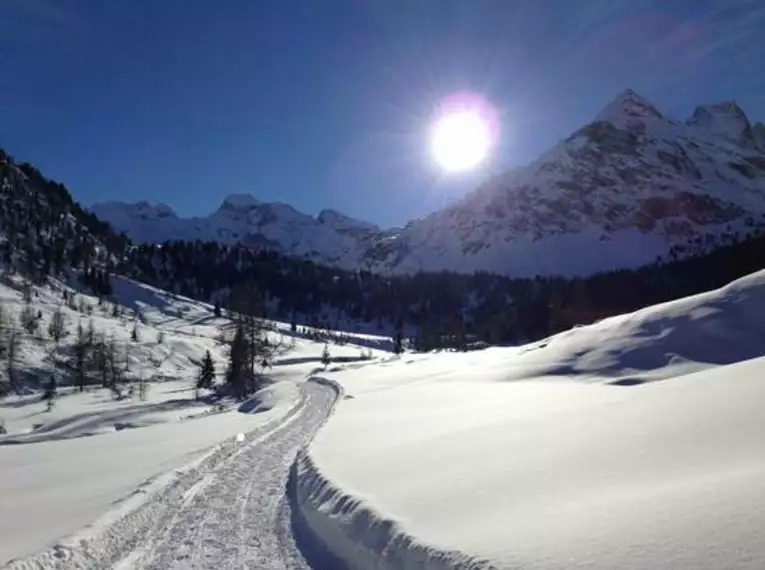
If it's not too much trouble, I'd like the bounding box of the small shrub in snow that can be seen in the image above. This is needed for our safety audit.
[321,344,331,369]
[42,375,57,412]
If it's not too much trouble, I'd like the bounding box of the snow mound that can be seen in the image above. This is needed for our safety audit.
[237,381,298,414]
[292,451,497,570]
[512,268,765,383]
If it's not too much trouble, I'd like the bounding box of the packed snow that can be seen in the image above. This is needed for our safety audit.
[298,269,765,569]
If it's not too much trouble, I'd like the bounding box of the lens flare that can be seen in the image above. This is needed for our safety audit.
[429,92,498,173]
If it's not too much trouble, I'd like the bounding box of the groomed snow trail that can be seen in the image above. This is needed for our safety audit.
[122,382,335,570]
[7,381,338,570]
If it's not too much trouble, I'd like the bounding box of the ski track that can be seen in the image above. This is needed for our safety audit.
[123,382,334,570]
[7,381,337,570]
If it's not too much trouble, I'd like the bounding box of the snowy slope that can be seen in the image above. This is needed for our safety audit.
[0,275,389,563]
[375,90,765,276]
[297,269,765,569]
[92,90,765,277]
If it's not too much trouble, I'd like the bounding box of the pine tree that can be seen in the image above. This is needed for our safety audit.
[321,343,331,369]
[20,301,38,336]
[213,300,221,318]
[86,319,96,347]
[106,337,123,398]
[230,282,272,391]
[70,322,90,392]
[196,350,215,399]
[131,322,139,342]
[21,280,33,304]
[393,319,404,355]
[226,324,250,401]
[92,333,109,388]
[42,375,57,411]
[5,326,20,394]
[48,306,66,344]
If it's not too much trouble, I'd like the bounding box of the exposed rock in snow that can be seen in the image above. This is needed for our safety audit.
[687,101,756,147]
[595,88,664,124]
[752,122,765,150]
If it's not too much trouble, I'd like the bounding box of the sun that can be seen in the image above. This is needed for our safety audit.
[430,110,491,172]
[429,94,496,172]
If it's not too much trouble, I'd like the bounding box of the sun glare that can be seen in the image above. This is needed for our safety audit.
[429,93,497,173]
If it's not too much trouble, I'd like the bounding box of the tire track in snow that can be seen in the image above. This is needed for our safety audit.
[119,382,336,570]
[7,381,338,570]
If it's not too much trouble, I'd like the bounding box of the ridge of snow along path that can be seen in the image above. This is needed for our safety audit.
[6,380,339,570]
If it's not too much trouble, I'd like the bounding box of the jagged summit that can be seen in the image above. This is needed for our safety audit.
[217,193,262,211]
[317,209,380,232]
[688,101,754,146]
[594,88,664,123]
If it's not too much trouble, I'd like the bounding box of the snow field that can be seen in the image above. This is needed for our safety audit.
[299,269,765,569]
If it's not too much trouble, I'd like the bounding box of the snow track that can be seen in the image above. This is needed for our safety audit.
[7,381,338,570]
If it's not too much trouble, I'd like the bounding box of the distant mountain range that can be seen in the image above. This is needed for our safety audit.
[91,89,765,277]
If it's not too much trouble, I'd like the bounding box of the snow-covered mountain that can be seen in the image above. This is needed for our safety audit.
[92,89,765,277]
[90,194,382,268]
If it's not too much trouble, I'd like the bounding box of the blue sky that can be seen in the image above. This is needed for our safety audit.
[1,0,763,228]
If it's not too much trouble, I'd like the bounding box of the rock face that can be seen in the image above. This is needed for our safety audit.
[92,89,765,277]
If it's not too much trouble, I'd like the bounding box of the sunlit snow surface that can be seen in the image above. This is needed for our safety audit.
[0,275,387,563]
[303,270,765,569]
[3,271,765,568]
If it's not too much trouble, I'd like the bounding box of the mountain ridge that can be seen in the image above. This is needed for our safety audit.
[91,89,765,277]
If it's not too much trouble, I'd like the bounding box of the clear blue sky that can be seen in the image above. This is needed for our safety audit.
[1,0,763,228]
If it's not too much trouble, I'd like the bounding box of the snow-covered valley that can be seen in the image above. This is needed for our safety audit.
[0,274,386,566]
[1,269,765,569]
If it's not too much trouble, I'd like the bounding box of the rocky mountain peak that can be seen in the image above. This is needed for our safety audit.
[217,193,262,212]
[89,89,765,279]
[687,101,753,145]
[594,88,663,124]
[134,201,177,219]
[317,209,379,232]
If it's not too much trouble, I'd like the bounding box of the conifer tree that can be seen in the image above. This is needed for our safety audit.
[42,375,57,411]
[226,324,250,401]
[70,321,90,392]
[48,306,66,344]
[196,350,215,399]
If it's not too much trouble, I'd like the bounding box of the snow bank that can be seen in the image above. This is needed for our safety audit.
[512,268,765,383]
[291,377,495,570]
[292,452,497,570]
